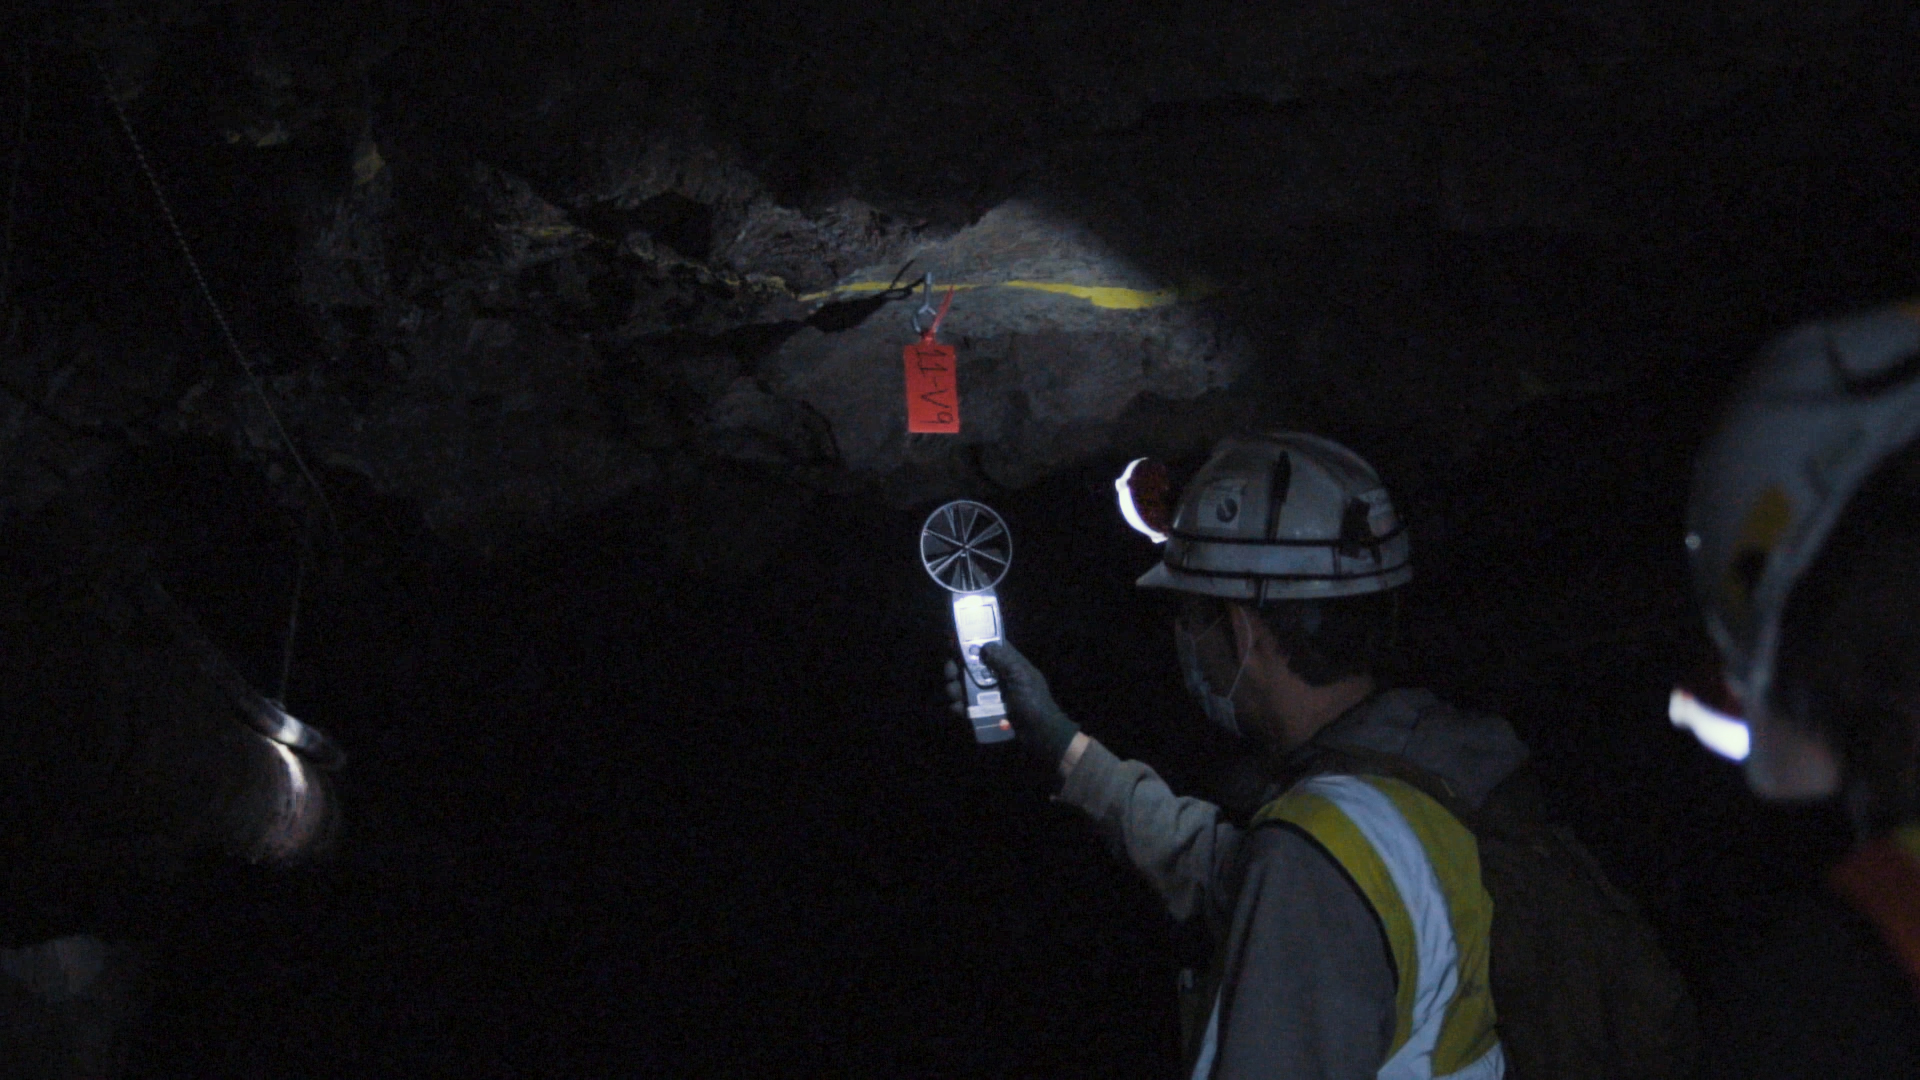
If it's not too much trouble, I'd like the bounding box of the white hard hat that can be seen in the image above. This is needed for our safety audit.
[1687,301,1920,718]
[1135,433,1412,602]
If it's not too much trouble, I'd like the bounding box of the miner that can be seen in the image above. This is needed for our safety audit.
[1677,302,1920,1071]
[954,432,1519,1078]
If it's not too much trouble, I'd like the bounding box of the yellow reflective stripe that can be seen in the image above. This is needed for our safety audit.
[1893,824,1920,865]
[795,279,1215,310]
[1368,779,1501,1075]
[1255,789,1421,1060]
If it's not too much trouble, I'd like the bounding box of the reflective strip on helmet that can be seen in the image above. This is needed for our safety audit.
[1163,526,1409,583]
[1250,775,1502,1080]
[1167,522,1409,546]
[1160,561,1413,582]
[1137,558,1415,601]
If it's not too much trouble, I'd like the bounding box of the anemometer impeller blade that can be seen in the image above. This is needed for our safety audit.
[920,500,1012,594]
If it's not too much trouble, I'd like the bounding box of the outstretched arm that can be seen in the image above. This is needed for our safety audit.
[954,641,1246,926]
[1054,734,1245,926]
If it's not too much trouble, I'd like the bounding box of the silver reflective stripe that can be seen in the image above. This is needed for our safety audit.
[1190,777,1505,1080]
[1298,775,1464,1080]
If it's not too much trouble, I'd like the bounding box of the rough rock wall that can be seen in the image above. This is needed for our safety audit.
[272,134,1256,548]
[1,1,1915,557]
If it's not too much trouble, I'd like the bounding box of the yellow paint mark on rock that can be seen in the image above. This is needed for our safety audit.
[998,280,1201,309]
[799,278,1213,310]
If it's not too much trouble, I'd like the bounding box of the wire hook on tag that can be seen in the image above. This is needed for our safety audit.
[911,272,955,342]
[911,272,938,336]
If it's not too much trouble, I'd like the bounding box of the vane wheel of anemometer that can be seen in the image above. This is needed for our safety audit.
[921,500,1012,594]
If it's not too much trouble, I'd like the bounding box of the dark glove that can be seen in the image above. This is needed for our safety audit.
[944,640,1080,767]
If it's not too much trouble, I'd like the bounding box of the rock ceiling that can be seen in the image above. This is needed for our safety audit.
[2,1,1915,558]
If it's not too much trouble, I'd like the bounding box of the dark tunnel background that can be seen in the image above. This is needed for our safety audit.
[5,6,1920,1077]
[102,383,1865,1078]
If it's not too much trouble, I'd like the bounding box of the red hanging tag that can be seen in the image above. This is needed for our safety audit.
[905,288,960,434]
[904,341,959,433]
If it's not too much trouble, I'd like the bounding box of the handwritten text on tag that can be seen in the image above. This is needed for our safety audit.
[904,342,960,433]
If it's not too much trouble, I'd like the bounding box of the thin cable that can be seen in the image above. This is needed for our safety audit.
[1,45,33,313]
[276,525,309,703]
[879,258,919,299]
[91,53,343,554]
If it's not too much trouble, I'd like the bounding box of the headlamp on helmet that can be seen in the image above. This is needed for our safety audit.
[1116,457,1173,544]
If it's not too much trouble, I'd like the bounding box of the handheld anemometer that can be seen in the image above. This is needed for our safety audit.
[921,500,1014,744]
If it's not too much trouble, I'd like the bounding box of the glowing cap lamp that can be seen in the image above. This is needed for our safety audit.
[1116,457,1172,544]
[1667,688,1751,762]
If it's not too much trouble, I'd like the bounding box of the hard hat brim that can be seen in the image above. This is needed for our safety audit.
[1135,560,1410,601]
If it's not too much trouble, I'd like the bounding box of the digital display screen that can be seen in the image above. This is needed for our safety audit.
[954,597,1000,642]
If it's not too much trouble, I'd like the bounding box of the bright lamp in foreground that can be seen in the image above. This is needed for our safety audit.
[1668,688,1751,762]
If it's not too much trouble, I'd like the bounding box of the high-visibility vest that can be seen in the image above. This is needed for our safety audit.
[1189,773,1504,1080]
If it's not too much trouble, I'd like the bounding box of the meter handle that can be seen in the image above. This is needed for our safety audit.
[976,641,1081,766]
[961,659,1014,744]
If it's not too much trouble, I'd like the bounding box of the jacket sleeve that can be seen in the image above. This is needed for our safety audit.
[1212,824,1397,1080]
[1053,736,1248,925]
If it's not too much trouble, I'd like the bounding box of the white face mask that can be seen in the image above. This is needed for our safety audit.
[1176,607,1250,737]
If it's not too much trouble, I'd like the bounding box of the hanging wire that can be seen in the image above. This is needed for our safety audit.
[90,52,344,556]
[276,508,312,704]
[277,551,307,705]
[0,43,33,314]
[137,573,345,771]
[878,258,921,300]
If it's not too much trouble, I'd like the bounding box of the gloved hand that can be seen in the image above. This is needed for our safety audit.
[945,640,1080,768]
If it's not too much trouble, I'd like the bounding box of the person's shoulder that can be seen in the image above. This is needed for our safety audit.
[1323,688,1530,807]
[1374,686,1499,734]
